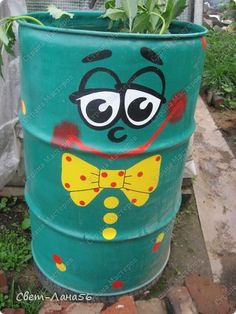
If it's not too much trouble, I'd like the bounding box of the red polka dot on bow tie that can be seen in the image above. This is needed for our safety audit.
[79,200,85,206]
[148,186,154,192]
[65,183,70,188]
[131,198,137,204]
[118,171,125,176]
[94,188,100,193]
[137,171,143,177]
[80,175,86,181]
[112,280,124,289]
[156,156,160,161]
[111,182,117,187]
[52,254,62,264]
[66,156,72,162]
[101,172,108,178]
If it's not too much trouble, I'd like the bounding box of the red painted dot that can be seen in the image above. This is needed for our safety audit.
[111,182,117,187]
[131,198,137,204]
[66,156,72,162]
[94,188,100,193]
[65,183,70,188]
[79,200,85,206]
[148,187,154,192]
[201,36,207,49]
[52,254,62,264]
[152,242,161,253]
[112,280,124,289]
[118,171,125,176]
[137,171,143,177]
[156,156,160,161]
[80,175,86,181]
[101,172,108,178]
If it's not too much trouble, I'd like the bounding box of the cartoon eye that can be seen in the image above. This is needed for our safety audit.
[77,91,120,128]
[124,89,162,127]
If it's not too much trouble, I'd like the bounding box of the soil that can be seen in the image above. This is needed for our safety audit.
[201,94,236,157]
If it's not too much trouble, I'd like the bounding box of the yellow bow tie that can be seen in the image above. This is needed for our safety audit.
[61,153,162,207]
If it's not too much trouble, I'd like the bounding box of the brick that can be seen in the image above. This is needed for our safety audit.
[166,286,198,314]
[101,296,137,314]
[62,302,104,314]
[185,273,231,314]
[39,301,104,314]
[38,301,63,314]
[136,298,167,314]
[2,309,25,314]
[0,270,8,293]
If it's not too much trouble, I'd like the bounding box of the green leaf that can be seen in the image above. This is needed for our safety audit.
[161,0,187,33]
[0,51,4,78]
[21,217,31,230]
[132,13,150,32]
[0,25,9,46]
[102,8,126,21]
[121,0,138,31]
[47,4,74,19]
[105,0,116,9]
[150,7,161,31]
[146,0,157,12]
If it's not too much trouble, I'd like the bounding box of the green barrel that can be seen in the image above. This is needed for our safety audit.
[19,11,207,297]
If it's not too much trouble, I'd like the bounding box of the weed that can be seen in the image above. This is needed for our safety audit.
[0,280,46,314]
[0,196,18,213]
[202,29,236,109]
[0,228,32,271]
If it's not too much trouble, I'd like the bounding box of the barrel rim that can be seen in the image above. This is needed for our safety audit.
[18,10,208,39]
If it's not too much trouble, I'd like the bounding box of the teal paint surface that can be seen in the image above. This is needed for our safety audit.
[19,11,207,296]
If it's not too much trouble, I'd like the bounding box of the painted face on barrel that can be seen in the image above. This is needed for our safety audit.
[69,48,166,144]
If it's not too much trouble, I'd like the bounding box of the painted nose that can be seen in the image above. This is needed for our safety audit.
[108,127,127,143]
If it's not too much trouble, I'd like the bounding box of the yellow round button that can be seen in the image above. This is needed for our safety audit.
[56,262,67,272]
[103,213,118,224]
[102,228,117,240]
[104,196,119,209]
[156,232,165,243]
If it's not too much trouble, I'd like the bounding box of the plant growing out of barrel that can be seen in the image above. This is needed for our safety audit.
[0,0,187,77]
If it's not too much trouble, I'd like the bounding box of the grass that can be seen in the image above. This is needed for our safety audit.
[202,29,236,109]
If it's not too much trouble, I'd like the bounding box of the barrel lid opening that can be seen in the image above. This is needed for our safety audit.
[19,11,208,39]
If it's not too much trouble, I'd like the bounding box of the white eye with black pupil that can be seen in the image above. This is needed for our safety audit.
[78,91,120,128]
[124,89,161,127]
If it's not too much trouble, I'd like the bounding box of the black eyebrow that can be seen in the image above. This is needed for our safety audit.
[140,47,163,65]
[82,50,112,63]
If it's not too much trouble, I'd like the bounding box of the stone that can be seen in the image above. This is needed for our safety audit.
[136,298,167,314]
[185,273,231,314]
[101,296,137,314]
[0,270,8,293]
[212,94,224,109]
[166,286,198,314]
[2,309,25,314]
